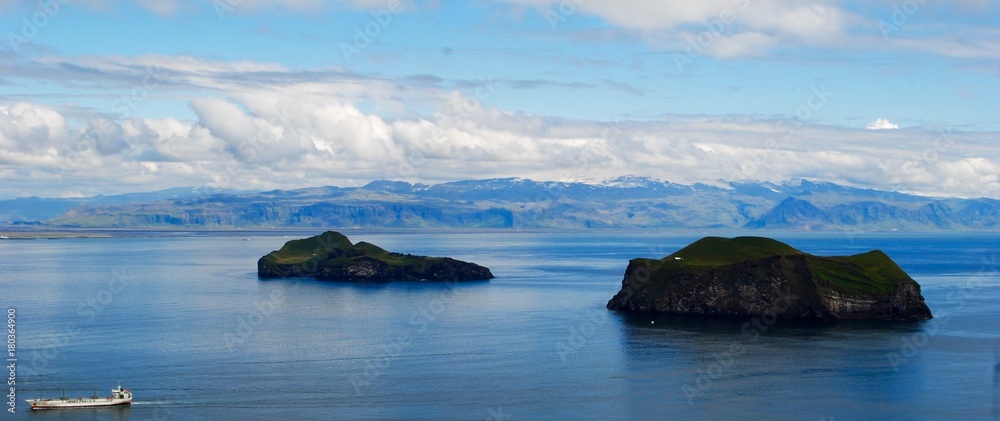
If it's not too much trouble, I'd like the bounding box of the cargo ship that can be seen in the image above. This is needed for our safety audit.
[26,385,132,410]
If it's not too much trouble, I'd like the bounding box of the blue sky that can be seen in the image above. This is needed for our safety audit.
[0,0,998,198]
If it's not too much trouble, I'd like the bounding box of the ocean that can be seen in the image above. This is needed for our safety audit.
[2,231,998,420]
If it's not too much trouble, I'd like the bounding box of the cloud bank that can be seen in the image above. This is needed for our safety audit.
[1,85,997,199]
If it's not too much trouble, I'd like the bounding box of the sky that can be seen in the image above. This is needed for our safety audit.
[0,0,998,199]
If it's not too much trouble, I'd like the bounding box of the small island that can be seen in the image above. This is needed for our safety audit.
[258,231,494,281]
[607,236,932,322]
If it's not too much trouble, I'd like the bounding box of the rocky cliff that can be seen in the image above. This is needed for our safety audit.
[258,231,494,282]
[606,237,932,322]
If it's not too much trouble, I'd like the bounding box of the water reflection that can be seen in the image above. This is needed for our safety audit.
[611,310,949,418]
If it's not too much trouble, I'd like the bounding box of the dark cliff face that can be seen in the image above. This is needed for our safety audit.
[257,231,494,282]
[258,255,494,282]
[607,237,932,322]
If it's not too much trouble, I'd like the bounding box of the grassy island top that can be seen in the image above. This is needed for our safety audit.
[261,231,447,269]
[266,231,374,263]
[663,236,803,269]
[636,236,912,296]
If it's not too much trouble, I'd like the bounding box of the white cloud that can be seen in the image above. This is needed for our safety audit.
[502,0,851,57]
[136,0,182,16]
[501,0,1000,59]
[0,103,67,154]
[0,52,997,199]
[3,98,998,199]
[867,118,899,130]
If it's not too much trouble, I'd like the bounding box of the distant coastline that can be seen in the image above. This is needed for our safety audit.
[5,178,998,231]
[4,226,1000,240]
[3,226,998,241]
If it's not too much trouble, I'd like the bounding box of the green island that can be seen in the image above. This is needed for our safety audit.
[607,236,932,321]
[258,231,494,282]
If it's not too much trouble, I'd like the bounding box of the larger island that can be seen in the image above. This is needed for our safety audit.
[607,236,932,322]
[258,231,494,281]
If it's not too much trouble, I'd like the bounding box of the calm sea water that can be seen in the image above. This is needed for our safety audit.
[2,231,998,420]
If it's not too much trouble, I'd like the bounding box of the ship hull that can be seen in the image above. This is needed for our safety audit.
[26,398,131,409]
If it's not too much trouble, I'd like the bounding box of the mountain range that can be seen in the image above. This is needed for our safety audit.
[4,177,998,230]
